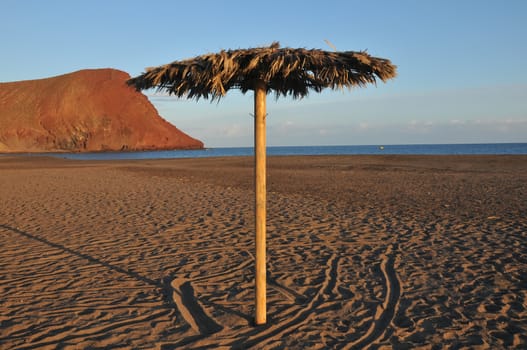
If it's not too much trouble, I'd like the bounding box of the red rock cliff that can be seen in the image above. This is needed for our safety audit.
[0,69,204,152]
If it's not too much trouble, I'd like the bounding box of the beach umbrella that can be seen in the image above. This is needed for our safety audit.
[127,42,397,325]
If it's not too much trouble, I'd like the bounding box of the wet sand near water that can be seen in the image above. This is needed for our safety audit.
[1,155,526,349]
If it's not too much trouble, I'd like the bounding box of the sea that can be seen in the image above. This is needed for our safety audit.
[43,143,527,160]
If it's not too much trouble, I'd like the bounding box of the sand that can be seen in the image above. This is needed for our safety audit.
[1,155,526,349]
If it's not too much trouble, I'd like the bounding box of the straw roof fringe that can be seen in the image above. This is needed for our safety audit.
[128,42,397,100]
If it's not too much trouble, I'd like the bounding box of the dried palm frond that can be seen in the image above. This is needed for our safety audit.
[127,42,396,100]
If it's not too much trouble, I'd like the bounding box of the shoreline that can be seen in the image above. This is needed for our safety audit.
[2,142,526,161]
[1,155,526,348]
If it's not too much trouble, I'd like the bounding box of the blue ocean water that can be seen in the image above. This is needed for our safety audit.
[47,143,527,160]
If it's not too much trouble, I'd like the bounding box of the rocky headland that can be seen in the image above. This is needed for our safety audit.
[0,69,203,152]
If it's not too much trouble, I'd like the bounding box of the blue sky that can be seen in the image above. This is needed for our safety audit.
[1,0,526,147]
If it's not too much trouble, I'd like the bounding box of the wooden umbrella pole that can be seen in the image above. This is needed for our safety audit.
[254,79,267,325]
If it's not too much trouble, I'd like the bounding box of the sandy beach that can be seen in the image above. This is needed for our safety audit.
[1,155,526,349]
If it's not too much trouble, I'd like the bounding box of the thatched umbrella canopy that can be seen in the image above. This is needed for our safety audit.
[128,42,396,326]
[128,42,396,100]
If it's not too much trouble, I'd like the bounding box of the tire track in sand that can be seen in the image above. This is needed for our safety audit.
[345,243,401,349]
[171,278,223,335]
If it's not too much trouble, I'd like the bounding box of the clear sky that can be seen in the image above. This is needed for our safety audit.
[1,0,526,147]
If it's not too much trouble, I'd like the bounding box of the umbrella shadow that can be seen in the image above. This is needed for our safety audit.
[1,223,243,338]
[0,224,161,288]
